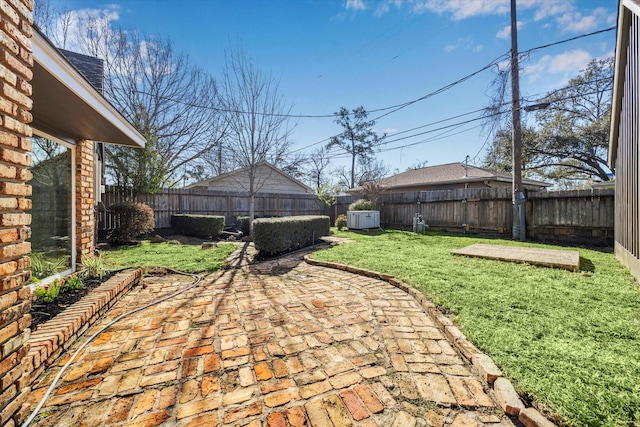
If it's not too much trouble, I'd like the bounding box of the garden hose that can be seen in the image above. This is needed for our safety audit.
[22,242,328,426]
[21,267,208,427]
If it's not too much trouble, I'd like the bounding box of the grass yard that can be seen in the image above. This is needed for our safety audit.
[312,229,640,427]
[103,241,237,273]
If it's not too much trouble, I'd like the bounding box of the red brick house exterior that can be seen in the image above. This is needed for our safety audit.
[0,1,144,424]
[0,2,37,424]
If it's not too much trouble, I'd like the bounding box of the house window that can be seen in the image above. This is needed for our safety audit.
[29,134,75,281]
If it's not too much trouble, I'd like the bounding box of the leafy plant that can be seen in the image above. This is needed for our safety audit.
[30,253,68,279]
[34,279,63,303]
[108,202,155,244]
[81,254,108,280]
[348,199,374,211]
[65,275,84,290]
[335,214,347,231]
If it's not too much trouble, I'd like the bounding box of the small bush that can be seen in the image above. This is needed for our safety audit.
[35,279,63,303]
[171,214,225,239]
[348,199,374,211]
[335,214,347,231]
[66,275,84,290]
[81,254,108,280]
[253,215,330,255]
[108,202,155,244]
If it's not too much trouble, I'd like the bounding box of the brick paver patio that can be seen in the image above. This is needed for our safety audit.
[26,252,513,426]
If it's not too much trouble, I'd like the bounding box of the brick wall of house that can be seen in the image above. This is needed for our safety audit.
[0,0,34,425]
[76,139,94,261]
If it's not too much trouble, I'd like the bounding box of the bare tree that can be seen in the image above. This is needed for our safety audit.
[102,32,227,192]
[305,147,332,191]
[220,45,294,230]
[280,152,308,182]
[334,157,389,190]
[36,6,227,193]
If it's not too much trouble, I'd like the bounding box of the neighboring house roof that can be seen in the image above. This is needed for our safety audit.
[370,162,550,190]
[31,27,144,147]
[185,162,314,194]
[609,0,640,167]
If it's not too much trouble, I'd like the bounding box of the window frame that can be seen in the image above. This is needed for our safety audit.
[30,130,77,284]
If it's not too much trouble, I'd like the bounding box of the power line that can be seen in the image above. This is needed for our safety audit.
[520,26,615,55]
[294,76,613,162]
[326,86,612,161]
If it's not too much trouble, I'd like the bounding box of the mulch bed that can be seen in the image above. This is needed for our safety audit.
[30,274,114,331]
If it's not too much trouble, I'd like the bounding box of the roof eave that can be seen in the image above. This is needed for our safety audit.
[31,29,145,148]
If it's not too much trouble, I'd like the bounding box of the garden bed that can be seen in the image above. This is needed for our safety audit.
[26,268,142,385]
[30,273,115,331]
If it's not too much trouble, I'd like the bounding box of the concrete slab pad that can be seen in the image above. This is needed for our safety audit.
[452,243,580,272]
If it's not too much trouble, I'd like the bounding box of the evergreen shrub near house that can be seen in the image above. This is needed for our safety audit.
[171,214,225,239]
[348,199,374,211]
[335,214,347,230]
[108,202,155,244]
[253,215,330,255]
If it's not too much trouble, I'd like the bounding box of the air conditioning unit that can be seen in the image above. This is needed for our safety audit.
[347,210,380,230]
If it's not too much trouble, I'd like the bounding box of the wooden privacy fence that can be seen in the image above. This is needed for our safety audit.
[338,187,614,245]
[527,188,614,244]
[100,185,615,245]
[98,186,328,230]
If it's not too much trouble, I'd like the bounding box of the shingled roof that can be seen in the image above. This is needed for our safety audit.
[376,162,550,189]
[59,48,104,94]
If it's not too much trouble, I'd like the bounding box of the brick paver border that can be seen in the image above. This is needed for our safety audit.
[26,269,142,386]
[304,255,557,427]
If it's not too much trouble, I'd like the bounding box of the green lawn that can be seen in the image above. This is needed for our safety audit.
[312,229,640,427]
[103,241,237,273]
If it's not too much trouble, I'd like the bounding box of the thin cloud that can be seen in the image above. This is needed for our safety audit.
[412,0,509,21]
[524,49,592,82]
[556,7,616,33]
[443,37,482,54]
[529,0,574,21]
[496,21,525,40]
[345,0,367,11]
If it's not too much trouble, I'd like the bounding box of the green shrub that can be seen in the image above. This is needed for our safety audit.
[236,216,250,236]
[335,214,347,231]
[35,279,63,303]
[253,215,330,256]
[81,254,108,280]
[171,214,225,239]
[108,202,155,244]
[31,253,68,279]
[348,199,374,211]
[66,275,84,290]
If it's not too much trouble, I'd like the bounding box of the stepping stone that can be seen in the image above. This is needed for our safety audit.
[452,243,580,271]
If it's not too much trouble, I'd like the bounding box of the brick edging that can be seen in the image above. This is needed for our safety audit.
[303,255,557,427]
[25,269,143,386]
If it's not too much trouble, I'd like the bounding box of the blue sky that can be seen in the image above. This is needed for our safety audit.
[48,0,617,176]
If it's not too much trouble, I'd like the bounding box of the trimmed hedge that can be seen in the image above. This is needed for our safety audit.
[349,199,374,211]
[253,215,330,255]
[171,214,225,239]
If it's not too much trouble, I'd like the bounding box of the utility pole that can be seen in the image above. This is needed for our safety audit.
[510,0,525,241]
